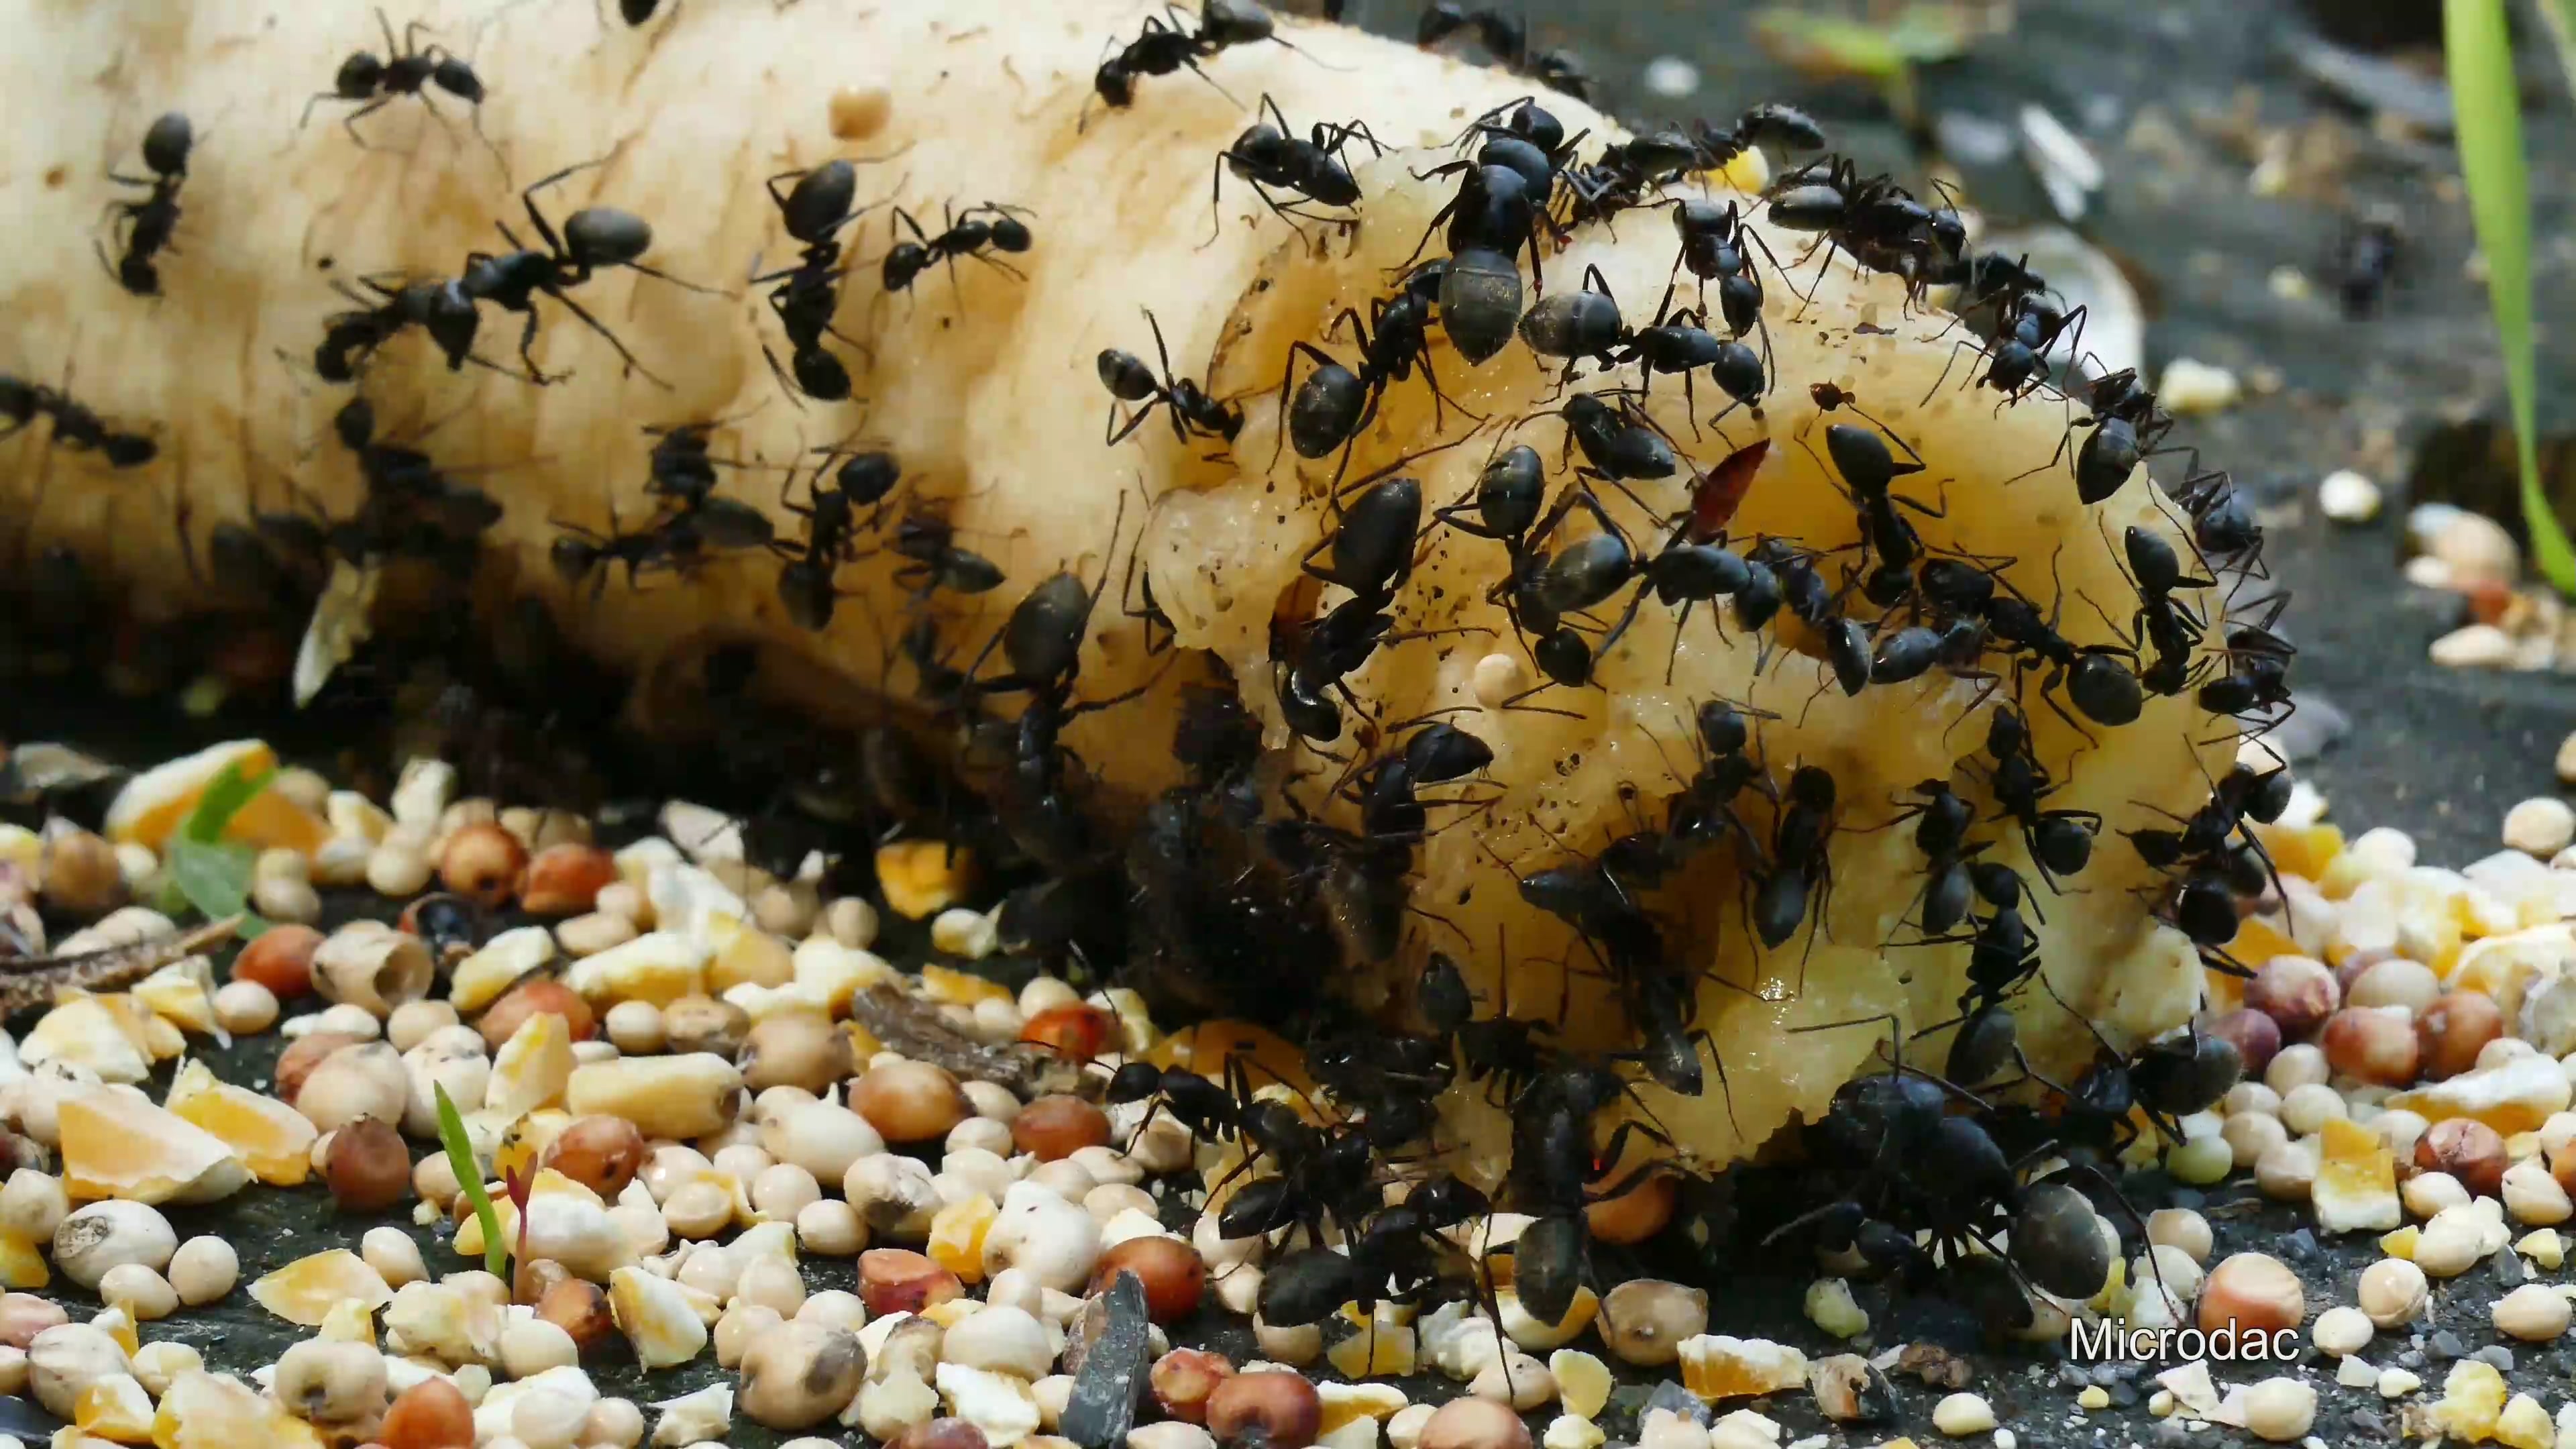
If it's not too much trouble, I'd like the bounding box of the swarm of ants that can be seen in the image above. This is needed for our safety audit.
[0,0,2302,1350]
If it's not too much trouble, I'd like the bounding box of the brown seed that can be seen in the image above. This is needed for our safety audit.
[1018,1005,1116,1063]
[234,924,325,1000]
[274,1030,369,1104]
[378,1377,474,1449]
[40,828,126,919]
[2416,1118,2508,1196]
[478,979,596,1051]
[1152,1348,1236,1423]
[2204,1008,2282,1079]
[537,1277,612,1352]
[519,844,616,918]
[1090,1237,1207,1324]
[2245,957,2339,1038]
[1587,1171,1677,1245]
[437,823,528,909]
[1205,1370,1322,1449]
[1418,1398,1532,1449]
[2321,1008,2420,1087]
[325,1118,411,1212]
[890,1420,990,1449]
[661,994,751,1057]
[540,1115,647,1198]
[850,1061,970,1143]
[2198,1252,2304,1338]
[1012,1096,1112,1161]
[740,1013,855,1093]
[2416,991,2504,1082]
[858,1248,964,1316]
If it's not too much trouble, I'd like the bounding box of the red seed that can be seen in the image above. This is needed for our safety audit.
[478,979,596,1050]
[2416,991,2504,1082]
[859,1248,965,1316]
[233,924,323,1000]
[2416,1118,2508,1196]
[1205,1371,1322,1449]
[1090,1236,1208,1324]
[890,1420,991,1449]
[379,1377,474,1449]
[1018,1004,1116,1063]
[1012,1095,1112,1161]
[1152,1348,1236,1423]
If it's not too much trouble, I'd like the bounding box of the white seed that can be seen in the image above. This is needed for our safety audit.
[386,999,460,1053]
[2221,1082,2281,1118]
[981,1183,1104,1292]
[2504,1161,2573,1225]
[2263,1043,2328,1093]
[2357,1258,2428,1327]
[752,1163,824,1222]
[929,908,998,959]
[168,1236,237,1305]
[1472,652,1526,707]
[2310,1305,2371,1356]
[947,1117,1016,1159]
[798,1289,868,1334]
[2432,623,2514,667]
[365,840,433,898]
[2239,1378,2314,1442]
[2403,1171,2469,1220]
[765,1101,886,1184]
[556,910,639,957]
[27,1325,128,1417]
[2374,1108,2431,1161]
[2251,1136,2318,1200]
[2277,1083,2347,1135]
[128,1341,199,1397]
[96,1264,176,1320]
[362,1225,427,1287]
[272,1339,388,1425]
[513,1387,592,1449]
[2414,1208,2487,1277]
[943,1304,1053,1379]
[604,1000,665,1054]
[822,896,878,949]
[2318,469,2381,522]
[2505,797,2576,857]
[52,1201,175,1289]
[0,1171,68,1241]
[2222,1111,2289,1168]
[662,1181,735,1239]
[736,1254,808,1316]
[2493,1283,2571,1340]
[212,979,280,1034]
[2145,1208,2212,1263]
[499,1318,580,1379]
[2167,1134,2234,1187]
[1931,1392,1998,1436]
[251,875,323,924]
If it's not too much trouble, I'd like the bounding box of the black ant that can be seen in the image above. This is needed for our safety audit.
[1212,95,1385,242]
[2088,523,2214,698]
[1091,0,1288,115]
[1098,309,1242,446]
[456,160,720,387]
[302,10,493,153]
[890,512,1006,602]
[0,371,155,469]
[1762,156,1964,309]
[1276,262,1470,480]
[771,447,901,630]
[1926,286,2088,411]
[881,201,1035,297]
[1415,3,1593,102]
[1518,268,1764,435]
[1973,549,2143,741]
[100,112,192,298]
[1749,763,1837,987]
[756,160,875,403]
[1974,707,2100,892]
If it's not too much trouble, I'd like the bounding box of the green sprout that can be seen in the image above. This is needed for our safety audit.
[154,759,275,938]
[433,1083,508,1279]
[2447,0,2576,593]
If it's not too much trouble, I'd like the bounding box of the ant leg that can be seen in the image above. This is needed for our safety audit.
[541,287,672,388]
[339,97,397,152]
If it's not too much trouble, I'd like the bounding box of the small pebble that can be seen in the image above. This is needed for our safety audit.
[2503,797,2576,857]
[2318,470,2381,522]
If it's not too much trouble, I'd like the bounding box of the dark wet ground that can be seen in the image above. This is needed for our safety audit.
[12,0,2576,1444]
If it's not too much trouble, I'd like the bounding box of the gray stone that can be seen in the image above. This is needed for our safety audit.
[1061,1271,1151,1449]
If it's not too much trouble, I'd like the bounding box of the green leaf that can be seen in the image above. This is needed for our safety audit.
[180,760,276,845]
[433,1083,508,1279]
[2448,0,2576,593]
[164,837,251,918]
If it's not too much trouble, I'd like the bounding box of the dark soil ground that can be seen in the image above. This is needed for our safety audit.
[11,1,2576,1446]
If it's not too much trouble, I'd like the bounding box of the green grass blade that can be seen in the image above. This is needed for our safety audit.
[180,761,275,844]
[2538,0,2576,98]
[2448,0,2576,592]
[433,1083,508,1278]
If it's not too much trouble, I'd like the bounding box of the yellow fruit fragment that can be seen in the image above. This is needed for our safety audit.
[918,965,1010,1007]
[2254,823,2343,883]
[2312,1118,2400,1234]
[248,1249,393,1326]
[75,1375,155,1443]
[927,1195,998,1284]
[93,1306,139,1356]
[103,741,328,855]
[60,1088,250,1205]
[132,963,219,1036]
[875,841,973,920]
[486,1012,574,1120]
[21,998,154,1085]
[609,1265,710,1369]
[318,1297,376,1347]
[0,1231,48,1289]
[1678,1335,1809,1400]
[2389,1053,2575,1137]
[166,1059,315,1187]
[152,1370,326,1449]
